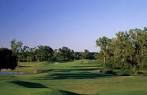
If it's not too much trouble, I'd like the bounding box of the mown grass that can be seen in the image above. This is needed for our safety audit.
[0,60,147,95]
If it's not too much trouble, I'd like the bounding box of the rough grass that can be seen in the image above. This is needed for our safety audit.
[1,60,147,95]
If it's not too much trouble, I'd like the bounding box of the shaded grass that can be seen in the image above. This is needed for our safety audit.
[11,80,48,88]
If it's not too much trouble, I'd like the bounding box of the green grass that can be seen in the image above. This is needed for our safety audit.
[1,60,147,95]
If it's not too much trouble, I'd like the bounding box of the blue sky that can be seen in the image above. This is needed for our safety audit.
[1,0,147,51]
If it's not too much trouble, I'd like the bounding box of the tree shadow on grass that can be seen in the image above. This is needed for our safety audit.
[72,65,100,68]
[50,72,112,79]
[53,68,98,73]
[18,66,31,68]
[59,90,82,95]
[11,81,83,95]
[11,80,48,88]
[31,90,82,95]
[36,70,113,80]
[52,68,100,73]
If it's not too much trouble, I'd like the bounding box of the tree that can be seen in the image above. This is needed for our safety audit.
[0,48,17,70]
[82,49,90,59]
[19,46,36,62]
[96,36,111,68]
[114,32,134,69]
[35,45,54,62]
[10,39,23,54]
[96,27,147,74]
[73,52,82,60]
[81,49,96,60]
[54,47,74,62]
[129,28,147,70]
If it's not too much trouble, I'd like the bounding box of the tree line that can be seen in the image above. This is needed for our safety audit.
[96,27,147,74]
[2,27,147,73]
[10,39,97,62]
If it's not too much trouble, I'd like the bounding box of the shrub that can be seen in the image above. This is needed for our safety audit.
[0,48,17,70]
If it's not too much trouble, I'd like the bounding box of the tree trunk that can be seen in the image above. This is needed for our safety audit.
[103,56,106,68]
[140,48,144,70]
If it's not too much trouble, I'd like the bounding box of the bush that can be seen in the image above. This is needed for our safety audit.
[137,71,144,75]
[119,69,133,76]
[0,48,17,70]
[103,69,116,75]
